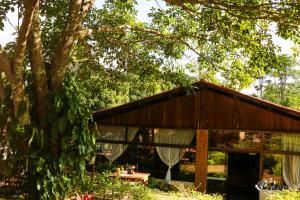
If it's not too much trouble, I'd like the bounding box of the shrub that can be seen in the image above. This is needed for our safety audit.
[266,190,300,200]
[90,174,222,200]
[208,152,226,165]
[150,183,223,200]
[90,172,154,200]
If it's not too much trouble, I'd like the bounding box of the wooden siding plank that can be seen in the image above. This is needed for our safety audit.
[163,94,197,128]
[204,90,235,129]
[96,86,300,132]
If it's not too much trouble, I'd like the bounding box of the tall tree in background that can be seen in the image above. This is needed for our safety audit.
[0,0,299,198]
[255,55,300,109]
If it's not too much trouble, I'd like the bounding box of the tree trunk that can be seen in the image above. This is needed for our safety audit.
[28,5,49,126]
[50,0,95,91]
[10,0,39,124]
[0,82,5,102]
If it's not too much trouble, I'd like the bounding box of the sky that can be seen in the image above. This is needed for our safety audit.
[0,0,297,95]
[0,9,18,46]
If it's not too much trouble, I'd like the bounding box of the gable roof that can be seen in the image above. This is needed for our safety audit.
[93,80,300,132]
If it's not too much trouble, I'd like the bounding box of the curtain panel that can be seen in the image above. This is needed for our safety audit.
[154,129,195,183]
[97,126,138,164]
[282,133,300,190]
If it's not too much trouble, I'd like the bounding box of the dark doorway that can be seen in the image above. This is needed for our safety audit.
[207,152,260,200]
[226,152,260,200]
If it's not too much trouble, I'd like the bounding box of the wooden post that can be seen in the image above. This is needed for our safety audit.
[195,129,208,192]
[259,132,264,180]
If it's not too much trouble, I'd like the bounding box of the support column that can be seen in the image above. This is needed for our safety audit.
[259,132,264,180]
[195,129,208,192]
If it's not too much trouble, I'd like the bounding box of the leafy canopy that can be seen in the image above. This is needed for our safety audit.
[0,0,299,198]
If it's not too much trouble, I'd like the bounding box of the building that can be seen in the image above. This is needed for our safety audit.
[93,80,300,199]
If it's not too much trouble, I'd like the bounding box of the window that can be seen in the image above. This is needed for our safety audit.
[207,151,227,194]
[207,151,227,180]
[178,147,196,182]
[209,130,261,150]
[96,126,127,141]
[264,133,300,152]
[263,154,283,184]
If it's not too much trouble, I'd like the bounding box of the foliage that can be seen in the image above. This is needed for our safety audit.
[264,154,282,176]
[266,190,300,200]
[95,161,117,173]
[143,177,223,199]
[0,0,18,30]
[148,2,279,90]
[149,181,223,200]
[69,173,223,200]
[68,0,293,98]
[207,172,226,179]
[0,0,300,198]
[148,177,160,189]
[1,72,96,199]
[208,152,226,165]
[147,178,180,192]
[89,172,154,200]
[254,55,300,109]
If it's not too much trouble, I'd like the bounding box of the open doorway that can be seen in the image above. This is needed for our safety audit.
[226,152,260,200]
[207,151,260,200]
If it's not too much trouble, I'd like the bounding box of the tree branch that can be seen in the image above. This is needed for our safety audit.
[13,0,39,80]
[50,0,95,91]
[10,0,39,124]
[164,0,300,28]
[0,46,14,81]
[77,25,129,38]
[0,82,5,103]
[79,24,178,40]
[28,3,49,124]
[81,24,202,53]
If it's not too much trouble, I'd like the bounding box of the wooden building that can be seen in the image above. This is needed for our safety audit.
[93,80,300,196]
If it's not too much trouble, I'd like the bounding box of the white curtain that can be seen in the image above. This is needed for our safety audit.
[282,133,300,190]
[97,126,138,164]
[154,129,194,183]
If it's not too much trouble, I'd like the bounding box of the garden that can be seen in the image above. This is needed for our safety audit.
[0,0,300,199]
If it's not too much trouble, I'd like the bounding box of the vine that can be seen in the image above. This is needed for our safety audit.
[3,72,96,199]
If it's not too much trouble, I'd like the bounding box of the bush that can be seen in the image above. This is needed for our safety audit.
[95,162,117,173]
[148,177,160,189]
[149,182,223,200]
[90,172,154,200]
[207,172,226,178]
[266,190,300,200]
[90,174,222,200]
[208,152,226,165]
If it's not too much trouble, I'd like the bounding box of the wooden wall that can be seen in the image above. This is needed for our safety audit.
[97,88,300,133]
[100,93,199,128]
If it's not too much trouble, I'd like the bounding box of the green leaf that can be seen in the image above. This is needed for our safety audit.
[16,101,27,118]
[28,128,36,147]
[67,109,76,124]
[37,180,41,191]
[79,159,85,172]
[58,117,67,133]
[37,158,45,173]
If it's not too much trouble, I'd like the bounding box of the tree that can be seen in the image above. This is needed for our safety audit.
[0,0,299,198]
[255,55,300,109]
